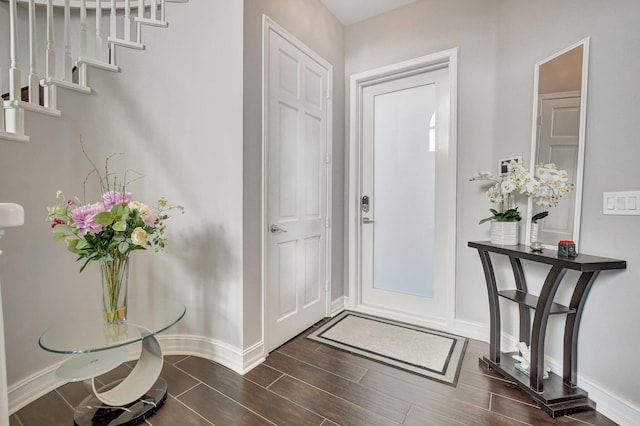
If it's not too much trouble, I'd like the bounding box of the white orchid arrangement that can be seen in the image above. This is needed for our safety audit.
[470,160,573,224]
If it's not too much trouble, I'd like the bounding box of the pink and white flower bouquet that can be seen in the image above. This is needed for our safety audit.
[46,152,183,323]
[47,189,180,272]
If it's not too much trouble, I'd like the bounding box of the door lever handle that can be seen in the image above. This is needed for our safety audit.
[362,217,374,224]
[270,224,287,233]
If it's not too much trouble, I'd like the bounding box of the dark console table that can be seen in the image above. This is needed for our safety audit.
[468,241,626,417]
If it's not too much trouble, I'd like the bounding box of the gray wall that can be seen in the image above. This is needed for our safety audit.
[2,0,640,420]
[242,0,345,347]
[346,0,640,416]
[493,0,640,411]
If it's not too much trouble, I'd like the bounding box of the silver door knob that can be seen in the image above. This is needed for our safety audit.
[270,224,287,233]
[362,217,374,224]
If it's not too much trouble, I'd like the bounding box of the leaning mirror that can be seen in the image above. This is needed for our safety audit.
[526,38,590,251]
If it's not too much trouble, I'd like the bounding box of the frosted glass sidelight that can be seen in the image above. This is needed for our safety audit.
[373,84,436,298]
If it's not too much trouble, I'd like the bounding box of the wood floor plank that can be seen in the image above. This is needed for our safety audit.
[159,360,200,397]
[265,351,410,423]
[279,336,369,382]
[268,374,401,426]
[457,368,533,404]
[567,409,619,426]
[176,356,324,426]
[243,363,283,388]
[178,383,274,425]
[358,364,491,412]
[403,404,468,426]
[146,395,213,426]
[13,390,74,425]
[55,380,92,408]
[402,394,529,426]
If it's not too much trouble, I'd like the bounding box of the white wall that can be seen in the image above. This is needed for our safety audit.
[0,0,244,407]
[346,0,640,422]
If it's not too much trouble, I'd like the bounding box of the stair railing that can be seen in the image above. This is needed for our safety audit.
[1,0,186,142]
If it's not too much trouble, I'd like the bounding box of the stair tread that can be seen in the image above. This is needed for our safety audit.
[107,37,145,50]
[135,17,169,27]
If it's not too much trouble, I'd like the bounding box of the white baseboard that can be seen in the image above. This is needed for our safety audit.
[7,334,261,415]
[577,374,640,426]
[452,318,489,342]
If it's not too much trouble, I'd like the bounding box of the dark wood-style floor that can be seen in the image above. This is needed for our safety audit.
[10,319,617,425]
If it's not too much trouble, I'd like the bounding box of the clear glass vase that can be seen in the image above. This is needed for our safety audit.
[530,222,539,244]
[100,256,129,324]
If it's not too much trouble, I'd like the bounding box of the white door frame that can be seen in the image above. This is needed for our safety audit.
[347,49,458,331]
[261,15,333,352]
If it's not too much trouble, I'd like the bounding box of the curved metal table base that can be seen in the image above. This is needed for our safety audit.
[90,332,164,407]
[74,378,167,426]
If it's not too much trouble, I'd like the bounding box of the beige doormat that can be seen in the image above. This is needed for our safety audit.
[307,311,467,386]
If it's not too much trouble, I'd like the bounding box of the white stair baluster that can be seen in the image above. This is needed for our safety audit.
[110,0,117,39]
[160,0,165,22]
[9,0,21,101]
[109,0,116,63]
[80,0,87,57]
[64,0,73,82]
[79,0,88,86]
[137,0,144,42]
[5,0,27,139]
[28,0,40,105]
[124,0,131,42]
[151,0,157,21]
[0,67,5,132]
[44,0,56,109]
[46,0,55,80]
[96,0,103,60]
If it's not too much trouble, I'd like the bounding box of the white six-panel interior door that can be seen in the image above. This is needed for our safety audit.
[263,17,332,353]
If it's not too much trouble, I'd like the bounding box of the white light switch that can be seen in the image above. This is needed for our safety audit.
[603,191,640,215]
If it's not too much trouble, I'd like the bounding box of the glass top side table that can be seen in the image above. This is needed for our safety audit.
[39,299,186,426]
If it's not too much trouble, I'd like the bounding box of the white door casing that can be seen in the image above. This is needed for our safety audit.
[262,16,332,353]
[348,49,458,331]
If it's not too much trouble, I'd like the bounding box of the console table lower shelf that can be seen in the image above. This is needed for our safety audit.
[479,354,593,417]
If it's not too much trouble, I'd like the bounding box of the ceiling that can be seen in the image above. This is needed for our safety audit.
[320,0,417,26]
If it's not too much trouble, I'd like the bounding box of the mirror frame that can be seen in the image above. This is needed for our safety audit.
[526,38,590,251]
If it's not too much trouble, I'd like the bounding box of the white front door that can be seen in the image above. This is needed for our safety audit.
[349,51,457,331]
[263,18,331,352]
[535,94,580,243]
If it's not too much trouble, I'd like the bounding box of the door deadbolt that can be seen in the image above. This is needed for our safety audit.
[361,195,370,212]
